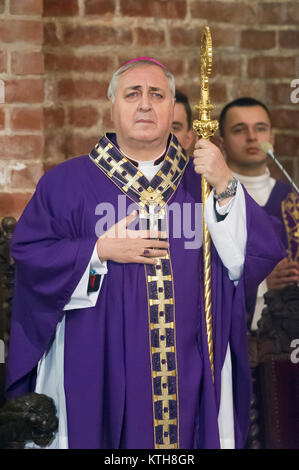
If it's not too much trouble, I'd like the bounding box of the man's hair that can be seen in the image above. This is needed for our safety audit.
[219,97,272,136]
[107,60,176,102]
[175,90,192,130]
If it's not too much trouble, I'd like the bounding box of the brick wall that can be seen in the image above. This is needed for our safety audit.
[0,0,298,217]
[0,0,44,216]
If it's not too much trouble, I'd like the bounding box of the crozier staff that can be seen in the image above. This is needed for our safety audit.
[6,58,285,449]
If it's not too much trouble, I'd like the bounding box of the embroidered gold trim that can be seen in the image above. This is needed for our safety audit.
[90,134,188,210]
[145,250,179,449]
[281,191,299,262]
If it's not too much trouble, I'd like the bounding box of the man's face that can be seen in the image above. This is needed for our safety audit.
[220,105,275,174]
[171,102,194,151]
[111,64,174,153]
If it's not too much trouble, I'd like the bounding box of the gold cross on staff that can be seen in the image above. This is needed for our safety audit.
[193,26,219,140]
[193,26,219,383]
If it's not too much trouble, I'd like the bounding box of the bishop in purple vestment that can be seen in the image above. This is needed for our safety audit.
[6,59,286,449]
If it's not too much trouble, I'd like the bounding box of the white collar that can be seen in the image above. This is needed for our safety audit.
[119,147,165,180]
[232,168,275,190]
[232,168,275,206]
[119,148,166,167]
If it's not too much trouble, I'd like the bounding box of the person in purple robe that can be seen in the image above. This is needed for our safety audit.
[6,59,286,449]
[218,97,299,329]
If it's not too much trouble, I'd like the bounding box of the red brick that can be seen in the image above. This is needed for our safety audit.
[134,27,165,47]
[10,108,44,131]
[85,0,115,15]
[0,51,7,73]
[0,20,43,44]
[0,193,33,218]
[213,57,243,77]
[11,51,44,75]
[65,133,100,157]
[68,106,100,127]
[171,25,237,48]
[44,132,70,160]
[57,79,108,100]
[260,3,299,26]
[275,133,299,157]
[269,159,295,183]
[248,56,296,79]
[159,58,184,76]
[266,83,294,106]
[0,109,4,129]
[5,79,44,103]
[279,30,299,49]
[190,1,256,24]
[44,107,65,129]
[211,26,238,47]
[271,109,299,131]
[43,21,62,46]
[241,30,276,50]
[178,81,227,107]
[226,78,266,103]
[170,28,201,47]
[45,53,110,73]
[0,135,44,159]
[43,0,79,16]
[44,132,98,160]
[186,56,241,79]
[11,162,43,190]
[120,0,187,19]
[102,107,114,129]
[210,82,228,105]
[10,0,43,15]
[63,24,132,46]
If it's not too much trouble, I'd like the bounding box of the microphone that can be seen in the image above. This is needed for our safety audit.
[260,142,299,194]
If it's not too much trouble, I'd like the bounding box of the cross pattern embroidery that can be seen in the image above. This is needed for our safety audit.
[94,142,144,192]
[139,203,166,234]
[146,251,179,449]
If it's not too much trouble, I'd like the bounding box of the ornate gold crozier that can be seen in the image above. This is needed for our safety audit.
[193,26,219,382]
[281,191,299,263]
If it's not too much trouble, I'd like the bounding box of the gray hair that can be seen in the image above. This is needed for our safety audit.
[107,60,176,102]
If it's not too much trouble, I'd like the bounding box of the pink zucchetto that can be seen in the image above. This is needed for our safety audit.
[120,57,167,70]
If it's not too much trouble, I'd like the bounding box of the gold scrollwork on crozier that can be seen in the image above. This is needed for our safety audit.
[281,191,299,262]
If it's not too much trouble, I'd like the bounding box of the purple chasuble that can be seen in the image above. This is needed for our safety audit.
[264,180,294,252]
[246,180,293,318]
[6,134,286,449]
